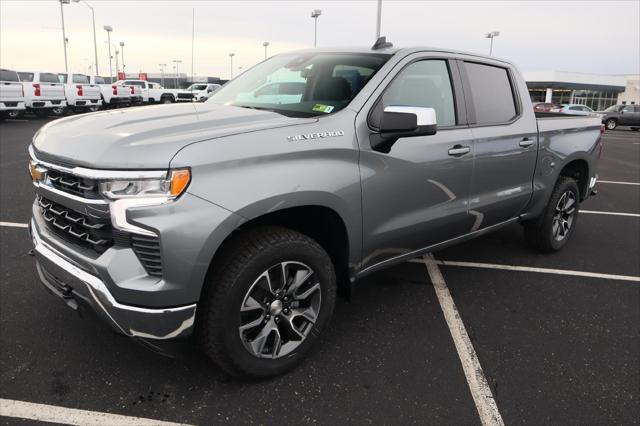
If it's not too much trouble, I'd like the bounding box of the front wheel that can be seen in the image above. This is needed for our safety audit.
[198,226,336,378]
[524,177,580,252]
[605,118,617,130]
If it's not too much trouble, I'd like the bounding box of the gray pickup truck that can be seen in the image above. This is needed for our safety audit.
[28,43,603,378]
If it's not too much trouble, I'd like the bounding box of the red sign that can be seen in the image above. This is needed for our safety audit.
[138,73,148,81]
[117,71,126,80]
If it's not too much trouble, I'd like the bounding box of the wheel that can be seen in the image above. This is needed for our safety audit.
[160,96,174,104]
[524,176,580,252]
[605,118,617,130]
[6,110,22,119]
[50,106,66,117]
[87,105,100,113]
[198,226,336,378]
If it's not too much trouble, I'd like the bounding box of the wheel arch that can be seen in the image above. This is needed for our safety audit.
[559,158,590,200]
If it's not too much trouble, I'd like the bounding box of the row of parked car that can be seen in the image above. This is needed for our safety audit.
[0,68,221,119]
[533,101,640,131]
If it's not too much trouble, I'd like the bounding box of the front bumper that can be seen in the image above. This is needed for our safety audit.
[30,219,197,342]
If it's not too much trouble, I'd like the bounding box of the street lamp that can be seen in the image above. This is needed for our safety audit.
[229,53,235,79]
[263,41,270,60]
[59,0,70,72]
[72,0,99,76]
[172,59,182,88]
[485,31,500,55]
[159,63,167,87]
[311,9,321,48]
[104,25,113,81]
[119,42,125,75]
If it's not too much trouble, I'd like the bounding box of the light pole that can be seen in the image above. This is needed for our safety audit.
[104,25,113,81]
[229,53,235,79]
[263,41,269,60]
[119,42,125,75]
[159,64,167,87]
[485,31,500,55]
[114,49,119,76]
[172,59,182,88]
[311,9,321,47]
[59,0,70,72]
[72,0,98,75]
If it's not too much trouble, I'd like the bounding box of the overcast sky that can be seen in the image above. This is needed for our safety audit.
[1,0,638,79]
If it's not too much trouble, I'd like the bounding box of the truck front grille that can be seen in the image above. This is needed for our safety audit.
[47,169,102,199]
[38,195,113,253]
[130,234,163,277]
[177,93,194,100]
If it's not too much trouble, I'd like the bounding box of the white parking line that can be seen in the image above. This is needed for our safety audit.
[411,259,640,282]
[0,221,28,228]
[598,180,640,186]
[422,254,504,426]
[580,210,640,218]
[0,398,192,426]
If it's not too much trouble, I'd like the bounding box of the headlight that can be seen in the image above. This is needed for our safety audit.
[99,169,191,201]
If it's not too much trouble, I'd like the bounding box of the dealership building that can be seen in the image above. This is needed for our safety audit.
[524,71,631,111]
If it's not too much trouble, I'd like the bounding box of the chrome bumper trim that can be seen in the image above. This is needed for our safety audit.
[31,220,196,340]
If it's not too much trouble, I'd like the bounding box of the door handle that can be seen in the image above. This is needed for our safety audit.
[448,145,471,156]
[519,138,535,148]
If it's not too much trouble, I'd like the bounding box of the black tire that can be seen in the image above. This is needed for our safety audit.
[605,118,617,130]
[6,110,22,119]
[198,226,336,378]
[50,106,67,117]
[524,176,580,252]
[160,95,174,104]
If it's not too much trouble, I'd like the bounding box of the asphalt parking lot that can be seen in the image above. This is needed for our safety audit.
[0,118,638,425]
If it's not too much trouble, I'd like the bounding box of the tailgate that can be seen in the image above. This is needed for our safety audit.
[40,83,65,99]
[83,85,101,99]
[0,82,23,101]
[117,86,130,97]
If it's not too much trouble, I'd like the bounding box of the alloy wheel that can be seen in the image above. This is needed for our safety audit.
[552,190,576,241]
[238,261,321,359]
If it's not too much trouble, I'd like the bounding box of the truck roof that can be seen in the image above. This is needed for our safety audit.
[283,46,514,67]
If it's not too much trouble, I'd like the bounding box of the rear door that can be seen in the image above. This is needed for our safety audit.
[460,60,538,228]
[619,105,640,125]
[357,55,474,270]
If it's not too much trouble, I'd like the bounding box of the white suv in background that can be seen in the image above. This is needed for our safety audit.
[18,71,67,117]
[59,73,102,113]
[0,68,26,119]
[186,83,221,102]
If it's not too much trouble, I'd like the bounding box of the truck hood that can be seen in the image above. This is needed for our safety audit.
[32,103,314,169]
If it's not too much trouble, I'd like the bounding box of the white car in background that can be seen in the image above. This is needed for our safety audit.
[90,76,131,108]
[551,104,597,116]
[0,68,26,119]
[18,71,67,117]
[186,83,221,102]
[119,79,195,103]
[58,73,102,113]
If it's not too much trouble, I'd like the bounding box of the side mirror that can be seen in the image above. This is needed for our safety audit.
[371,106,438,153]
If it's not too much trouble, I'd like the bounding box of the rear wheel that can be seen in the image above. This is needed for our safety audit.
[50,106,66,117]
[605,118,617,130]
[524,177,580,252]
[160,95,174,104]
[198,226,336,378]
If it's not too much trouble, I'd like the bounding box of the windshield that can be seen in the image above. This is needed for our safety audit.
[188,84,208,91]
[206,52,391,117]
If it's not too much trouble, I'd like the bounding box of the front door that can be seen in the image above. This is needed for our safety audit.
[357,58,475,271]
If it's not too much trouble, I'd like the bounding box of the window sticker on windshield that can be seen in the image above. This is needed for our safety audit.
[312,104,334,113]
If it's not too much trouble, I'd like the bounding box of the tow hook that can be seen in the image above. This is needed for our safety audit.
[27,248,35,257]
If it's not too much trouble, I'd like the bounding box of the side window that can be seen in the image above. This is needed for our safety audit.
[622,105,634,112]
[464,62,517,124]
[369,60,456,128]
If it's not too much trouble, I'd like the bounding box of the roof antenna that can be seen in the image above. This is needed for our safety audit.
[372,36,393,50]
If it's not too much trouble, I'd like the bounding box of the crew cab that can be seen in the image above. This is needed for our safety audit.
[0,68,26,119]
[186,83,221,102]
[28,44,602,379]
[58,73,102,113]
[18,71,67,117]
[119,79,194,103]
[90,76,130,108]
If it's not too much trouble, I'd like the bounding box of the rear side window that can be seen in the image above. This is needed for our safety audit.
[0,69,20,82]
[40,73,61,83]
[94,76,106,84]
[18,72,34,82]
[370,60,457,128]
[72,74,89,84]
[464,62,517,124]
